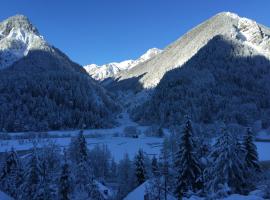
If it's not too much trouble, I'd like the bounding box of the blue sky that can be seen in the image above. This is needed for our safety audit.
[1,0,270,65]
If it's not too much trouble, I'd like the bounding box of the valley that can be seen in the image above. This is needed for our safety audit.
[0,10,270,200]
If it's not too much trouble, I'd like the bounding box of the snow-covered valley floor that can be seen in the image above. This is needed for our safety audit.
[1,135,269,162]
[0,112,270,162]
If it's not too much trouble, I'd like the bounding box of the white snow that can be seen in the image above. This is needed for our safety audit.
[84,48,162,80]
[123,180,177,200]
[0,112,270,162]
[0,136,163,162]
[232,15,270,58]
[255,142,270,161]
[0,131,269,163]
[257,130,270,141]
[95,180,114,199]
[0,16,49,69]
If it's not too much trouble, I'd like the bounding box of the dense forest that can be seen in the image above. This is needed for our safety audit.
[0,49,119,132]
[132,36,270,129]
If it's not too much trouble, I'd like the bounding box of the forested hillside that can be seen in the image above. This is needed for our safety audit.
[132,36,270,128]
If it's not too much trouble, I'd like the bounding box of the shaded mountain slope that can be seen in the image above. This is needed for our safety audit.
[0,15,119,132]
[132,36,270,128]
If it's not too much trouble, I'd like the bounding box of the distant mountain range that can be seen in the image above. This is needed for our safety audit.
[84,48,162,80]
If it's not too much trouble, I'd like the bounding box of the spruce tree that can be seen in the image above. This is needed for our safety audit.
[36,150,57,200]
[160,141,170,200]
[206,127,245,197]
[174,120,202,198]
[58,159,72,200]
[243,128,261,171]
[151,156,159,177]
[68,130,101,199]
[77,130,88,163]
[116,154,135,200]
[109,158,117,180]
[0,148,24,198]
[19,148,41,200]
[134,149,146,185]
[68,130,88,165]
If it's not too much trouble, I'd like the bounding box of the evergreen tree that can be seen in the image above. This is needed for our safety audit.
[174,120,202,199]
[134,149,146,185]
[116,154,135,199]
[157,127,164,137]
[19,148,41,200]
[109,158,117,180]
[58,152,72,200]
[68,130,88,165]
[68,130,102,199]
[205,127,245,197]
[151,156,159,177]
[0,148,24,198]
[243,128,261,172]
[35,145,60,200]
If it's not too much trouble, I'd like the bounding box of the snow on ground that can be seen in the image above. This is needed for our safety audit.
[1,112,270,162]
[0,136,269,163]
[255,142,270,161]
[123,180,177,200]
[0,191,14,200]
[0,136,162,162]
[95,180,114,199]
[257,130,270,141]
[123,181,266,200]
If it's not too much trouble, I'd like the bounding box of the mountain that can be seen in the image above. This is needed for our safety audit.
[84,48,162,81]
[0,15,49,69]
[131,12,270,128]
[113,12,270,89]
[0,15,119,132]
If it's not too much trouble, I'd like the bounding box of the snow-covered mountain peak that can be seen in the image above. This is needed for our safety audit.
[84,48,162,80]
[139,48,162,60]
[218,11,240,19]
[113,12,270,89]
[0,15,49,69]
[0,15,39,35]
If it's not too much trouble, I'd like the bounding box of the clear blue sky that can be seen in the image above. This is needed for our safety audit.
[1,0,270,65]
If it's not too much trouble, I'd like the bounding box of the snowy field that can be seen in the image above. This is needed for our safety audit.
[0,112,269,162]
[0,135,269,162]
[0,135,162,162]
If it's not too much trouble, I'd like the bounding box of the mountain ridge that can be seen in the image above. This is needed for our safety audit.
[84,48,162,80]
[113,12,270,89]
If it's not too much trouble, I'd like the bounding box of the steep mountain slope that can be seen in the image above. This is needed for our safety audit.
[132,35,270,128]
[0,15,49,69]
[114,12,270,89]
[0,15,119,132]
[84,48,162,80]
